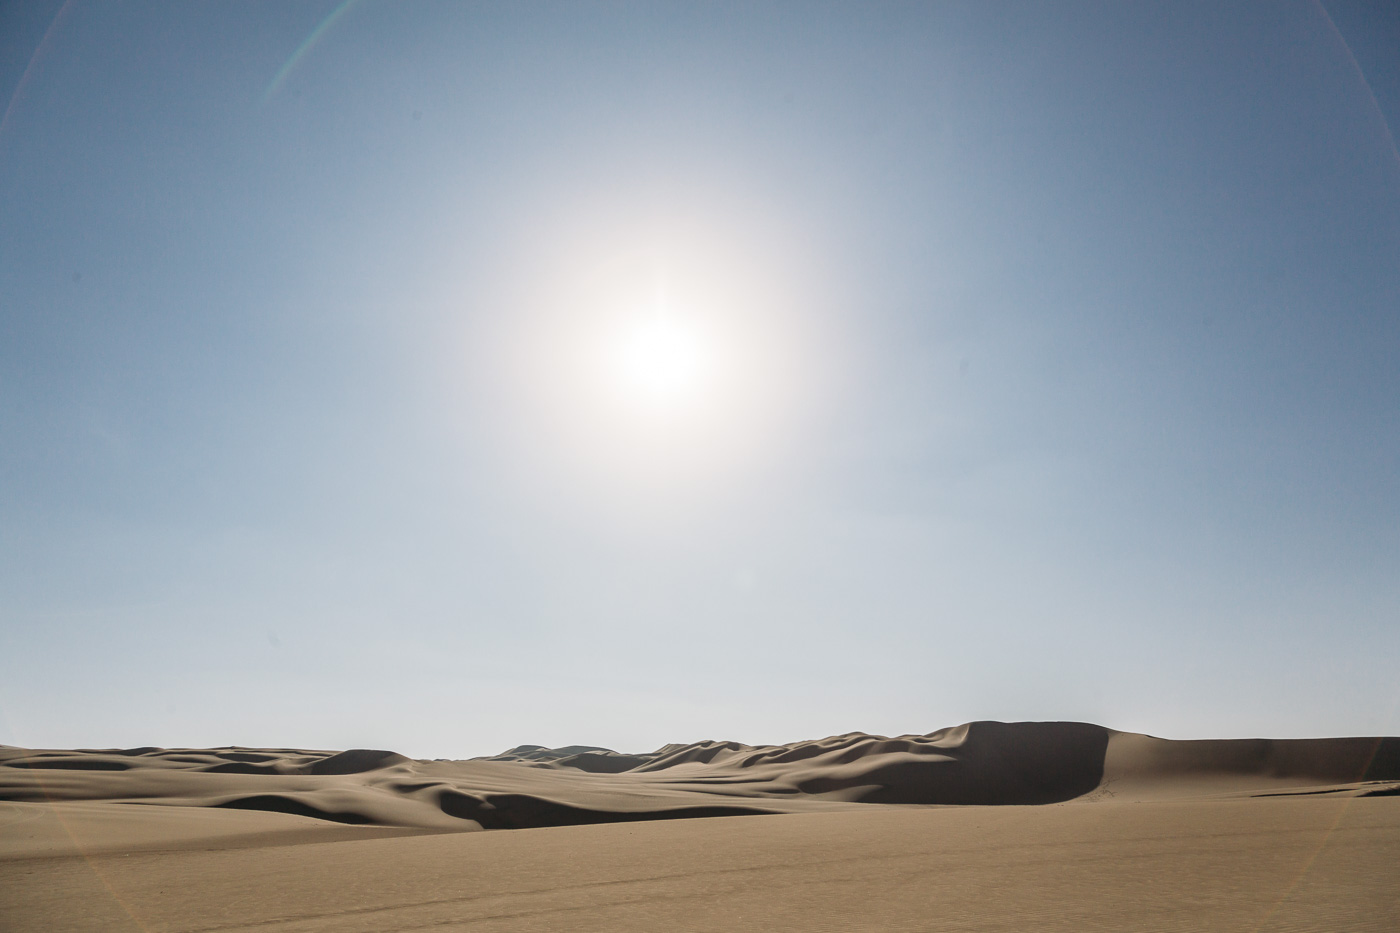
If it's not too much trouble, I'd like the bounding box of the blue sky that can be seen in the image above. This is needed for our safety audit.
[2,1,1397,758]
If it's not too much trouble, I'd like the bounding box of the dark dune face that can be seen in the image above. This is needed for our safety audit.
[1361,738,1400,782]
[790,721,1111,805]
[2,723,1396,832]
[214,794,379,824]
[435,789,769,830]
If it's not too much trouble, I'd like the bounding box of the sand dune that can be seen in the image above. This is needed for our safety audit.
[3,721,1397,843]
[1101,730,1400,798]
[4,722,1398,932]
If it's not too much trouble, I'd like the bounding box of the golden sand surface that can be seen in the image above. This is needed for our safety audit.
[3,722,1397,931]
[4,797,1398,932]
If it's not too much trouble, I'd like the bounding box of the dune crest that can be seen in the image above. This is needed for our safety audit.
[3,722,1397,838]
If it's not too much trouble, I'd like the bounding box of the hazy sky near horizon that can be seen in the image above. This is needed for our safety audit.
[2,1,1398,758]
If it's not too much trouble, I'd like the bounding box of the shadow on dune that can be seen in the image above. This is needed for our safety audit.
[1362,738,1400,782]
[792,721,1111,805]
[436,789,770,830]
[213,795,378,825]
[1361,784,1400,797]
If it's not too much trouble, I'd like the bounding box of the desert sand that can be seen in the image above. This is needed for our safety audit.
[3,721,1397,931]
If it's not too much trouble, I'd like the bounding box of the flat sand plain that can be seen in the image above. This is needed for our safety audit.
[3,722,1397,931]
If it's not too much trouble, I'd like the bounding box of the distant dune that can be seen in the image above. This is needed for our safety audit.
[3,721,1397,839]
[6,722,1399,932]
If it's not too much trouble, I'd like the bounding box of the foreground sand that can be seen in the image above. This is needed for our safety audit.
[3,722,1398,931]
[5,796,1398,931]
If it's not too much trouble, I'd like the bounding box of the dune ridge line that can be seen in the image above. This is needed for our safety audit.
[3,721,1397,833]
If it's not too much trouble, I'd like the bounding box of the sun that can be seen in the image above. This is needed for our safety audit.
[606,313,714,415]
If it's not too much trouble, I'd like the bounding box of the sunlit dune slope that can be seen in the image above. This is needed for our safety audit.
[482,720,1111,804]
[3,721,1396,840]
[1101,730,1400,799]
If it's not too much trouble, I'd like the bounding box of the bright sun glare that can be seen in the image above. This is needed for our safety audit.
[607,313,714,415]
